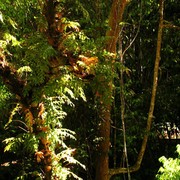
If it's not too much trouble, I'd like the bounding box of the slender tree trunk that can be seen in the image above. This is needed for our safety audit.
[134,0,164,168]
[119,36,131,180]
[109,0,164,177]
[95,1,129,180]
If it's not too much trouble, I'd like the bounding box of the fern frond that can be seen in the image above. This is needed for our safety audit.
[57,148,86,170]
[4,103,21,129]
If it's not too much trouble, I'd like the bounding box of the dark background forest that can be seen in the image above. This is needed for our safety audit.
[0,0,179,180]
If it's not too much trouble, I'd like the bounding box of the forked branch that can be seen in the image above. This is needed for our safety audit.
[109,0,164,178]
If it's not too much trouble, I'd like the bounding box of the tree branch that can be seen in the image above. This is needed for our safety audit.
[109,0,164,178]
[163,23,180,30]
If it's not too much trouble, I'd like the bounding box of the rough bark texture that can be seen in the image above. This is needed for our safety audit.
[95,1,129,180]
[109,0,164,177]
[95,105,111,180]
[106,0,129,53]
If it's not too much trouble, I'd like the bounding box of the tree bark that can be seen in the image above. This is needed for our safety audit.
[95,1,129,180]
[95,104,111,180]
[106,0,130,53]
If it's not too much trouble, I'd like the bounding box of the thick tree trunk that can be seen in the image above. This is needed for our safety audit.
[96,0,164,179]
[95,1,129,180]
[106,0,130,53]
[95,104,111,180]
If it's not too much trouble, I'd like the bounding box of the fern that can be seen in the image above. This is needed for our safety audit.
[58,148,85,169]
[0,83,12,110]
[3,32,21,46]
[52,148,85,180]
[4,103,21,129]
[22,34,56,86]
[3,137,17,152]
[3,133,38,154]
[48,127,76,149]
[1,1,87,180]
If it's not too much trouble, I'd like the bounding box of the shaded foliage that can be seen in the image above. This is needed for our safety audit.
[0,0,180,180]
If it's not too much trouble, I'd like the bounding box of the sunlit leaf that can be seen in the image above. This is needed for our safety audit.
[8,18,18,29]
[0,11,3,23]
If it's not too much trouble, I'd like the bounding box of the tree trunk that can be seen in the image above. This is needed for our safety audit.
[0,1,58,178]
[106,0,130,53]
[32,102,52,180]
[95,1,129,180]
[95,104,111,180]
[109,0,164,177]
[119,36,131,180]
[134,0,164,169]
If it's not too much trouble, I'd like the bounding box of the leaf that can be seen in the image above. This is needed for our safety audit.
[3,137,15,152]
[3,33,21,46]
[64,87,75,99]
[57,148,86,170]
[17,66,32,74]
[4,103,21,129]
[35,151,44,163]
[8,17,18,29]
[65,21,80,32]
[0,11,3,23]
[78,87,86,102]
[24,108,34,132]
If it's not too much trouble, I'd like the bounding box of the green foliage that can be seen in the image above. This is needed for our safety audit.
[1,2,87,177]
[4,103,21,129]
[20,34,56,86]
[90,51,116,105]
[0,11,3,23]
[0,0,40,32]
[3,133,38,154]
[1,79,86,179]
[52,148,85,180]
[3,32,21,47]
[0,83,12,110]
[1,0,180,179]
[41,90,86,179]
[156,144,180,180]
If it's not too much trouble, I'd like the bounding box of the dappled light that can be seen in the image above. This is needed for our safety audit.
[0,0,179,180]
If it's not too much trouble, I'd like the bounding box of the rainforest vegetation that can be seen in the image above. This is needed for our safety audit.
[0,0,179,180]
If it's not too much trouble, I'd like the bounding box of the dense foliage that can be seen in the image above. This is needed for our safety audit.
[156,144,180,180]
[0,0,179,180]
